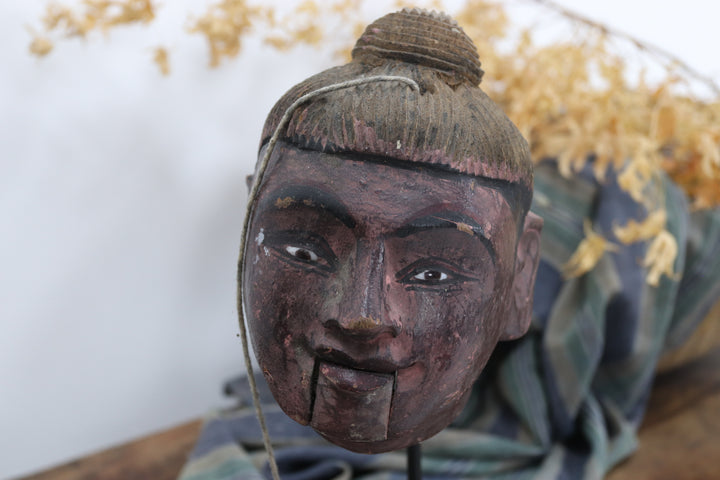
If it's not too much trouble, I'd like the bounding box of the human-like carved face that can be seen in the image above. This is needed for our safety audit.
[243,143,540,453]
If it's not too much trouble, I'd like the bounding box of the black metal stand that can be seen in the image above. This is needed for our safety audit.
[407,443,422,480]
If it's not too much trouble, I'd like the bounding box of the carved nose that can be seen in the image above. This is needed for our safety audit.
[324,240,399,338]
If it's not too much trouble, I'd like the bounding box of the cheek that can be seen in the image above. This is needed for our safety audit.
[243,243,329,424]
[397,286,500,368]
[390,290,503,435]
[244,246,329,348]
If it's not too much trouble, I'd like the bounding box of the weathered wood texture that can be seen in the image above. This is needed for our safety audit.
[19,420,202,480]
[607,345,720,480]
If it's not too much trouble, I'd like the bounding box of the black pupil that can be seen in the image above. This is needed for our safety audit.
[425,271,441,280]
[295,249,312,261]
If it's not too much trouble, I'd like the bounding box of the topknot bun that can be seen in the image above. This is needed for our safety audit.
[352,8,483,86]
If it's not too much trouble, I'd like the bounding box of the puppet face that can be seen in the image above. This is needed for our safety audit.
[242,143,539,453]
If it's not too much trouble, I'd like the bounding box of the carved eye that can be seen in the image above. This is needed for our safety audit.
[285,246,319,263]
[412,269,448,282]
[397,258,477,288]
[264,230,337,274]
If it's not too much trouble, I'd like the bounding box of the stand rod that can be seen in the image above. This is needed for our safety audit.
[407,443,422,480]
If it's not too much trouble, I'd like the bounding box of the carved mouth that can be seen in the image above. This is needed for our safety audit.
[309,359,395,443]
[316,361,395,393]
[304,348,428,446]
[313,347,404,374]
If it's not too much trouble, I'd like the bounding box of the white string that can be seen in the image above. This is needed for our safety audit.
[236,75,419,480]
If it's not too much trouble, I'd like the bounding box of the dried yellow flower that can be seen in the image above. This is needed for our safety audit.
[617,145,657,205]
[613,209,666,244]
[296,0,319,15]
[42,4,92,38]
[105,0,155,26]
[563,221,618,278]
[263,35,292,51]
[650,103,676,144]
[189,0,267,67]
[643,230,678,286]
[699,131,720,176]
[29,36,54,56]
[153,46,170,75]
[31,0,156,53]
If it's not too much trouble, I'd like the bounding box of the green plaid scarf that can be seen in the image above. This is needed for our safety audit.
[179,160,720,480]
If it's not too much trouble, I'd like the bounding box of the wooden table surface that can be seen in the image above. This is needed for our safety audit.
[21,346,720,480]
[606,345,720,480]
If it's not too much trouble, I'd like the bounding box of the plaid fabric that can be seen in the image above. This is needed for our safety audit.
[178,160,720,480]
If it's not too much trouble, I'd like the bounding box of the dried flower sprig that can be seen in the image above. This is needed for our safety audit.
[562,221,619,278]
[28,0,720,284]
[29,0,156,58]
[153,46,170,75]
[188,0,271,67]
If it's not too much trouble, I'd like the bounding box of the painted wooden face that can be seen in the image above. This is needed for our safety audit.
[243,143,533,453]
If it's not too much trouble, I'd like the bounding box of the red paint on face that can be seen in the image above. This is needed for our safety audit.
[243,143,521,453]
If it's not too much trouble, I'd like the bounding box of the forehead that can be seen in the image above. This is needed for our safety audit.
[255,144,516,228]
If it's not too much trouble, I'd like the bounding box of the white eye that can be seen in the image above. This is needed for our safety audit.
[413,270,448,282]
[286,246,319,262]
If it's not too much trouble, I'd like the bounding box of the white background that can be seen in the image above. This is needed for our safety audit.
[2,1,718,477]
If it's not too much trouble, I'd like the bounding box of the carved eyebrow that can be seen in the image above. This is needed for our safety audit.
[260,185,356,228]
[393,212,496,264]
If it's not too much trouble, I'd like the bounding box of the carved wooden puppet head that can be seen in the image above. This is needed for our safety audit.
[239,9,542,454]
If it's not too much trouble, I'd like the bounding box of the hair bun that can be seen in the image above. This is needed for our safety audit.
[351,8,484,85]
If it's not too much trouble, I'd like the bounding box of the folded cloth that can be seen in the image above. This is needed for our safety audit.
[180,160,720,480]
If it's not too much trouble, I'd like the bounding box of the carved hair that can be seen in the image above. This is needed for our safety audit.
[241,13,535,477]
[260,8,533,207]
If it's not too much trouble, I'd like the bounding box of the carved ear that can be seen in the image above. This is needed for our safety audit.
[246,174,255,193]
[501,211,543,341]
